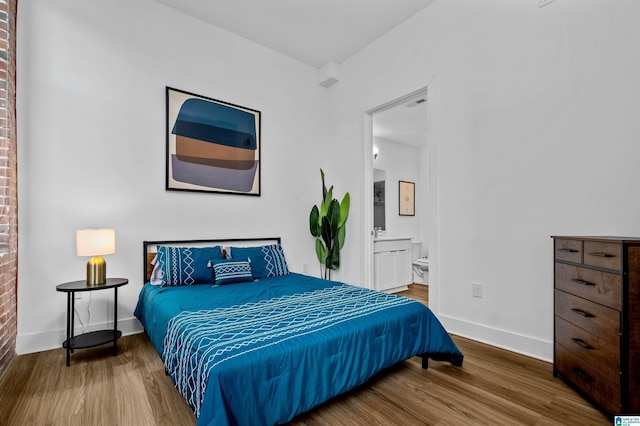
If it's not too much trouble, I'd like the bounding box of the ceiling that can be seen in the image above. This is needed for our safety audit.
[154,0,437,69]
[155,0,433,146]
[373,98,428,147]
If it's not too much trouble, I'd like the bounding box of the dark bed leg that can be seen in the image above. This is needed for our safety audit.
[420,353,463,368]
[421,354,429,369]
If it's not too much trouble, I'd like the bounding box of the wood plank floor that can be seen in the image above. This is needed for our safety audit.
[0,285,610,425]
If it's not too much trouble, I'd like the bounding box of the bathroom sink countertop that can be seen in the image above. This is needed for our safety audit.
[373,236,413,242]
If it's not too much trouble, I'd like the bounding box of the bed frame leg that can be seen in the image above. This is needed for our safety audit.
[421,354,429,369]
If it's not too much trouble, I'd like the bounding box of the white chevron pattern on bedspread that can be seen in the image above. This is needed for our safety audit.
[162,283,417,418]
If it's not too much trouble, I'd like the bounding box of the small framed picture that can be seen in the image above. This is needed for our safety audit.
[399,181,415,216]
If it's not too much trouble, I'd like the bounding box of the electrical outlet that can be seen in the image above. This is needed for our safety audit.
[472,282,483,298]
[74,293,82,300]
[302,263,309,273]
[539,0,557,8]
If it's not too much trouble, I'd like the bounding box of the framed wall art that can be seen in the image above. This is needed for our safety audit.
[399,181,415,216]
[166,87,261,195]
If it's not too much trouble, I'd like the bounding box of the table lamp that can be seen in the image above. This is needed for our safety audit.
[76,228,116,285]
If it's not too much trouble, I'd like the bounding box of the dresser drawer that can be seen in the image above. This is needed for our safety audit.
[555,343,621,415]
[583,241,622,272]
[555,290,620,346]
[555,316,620,381]
[554,263,622,310]
[555,239,583,263]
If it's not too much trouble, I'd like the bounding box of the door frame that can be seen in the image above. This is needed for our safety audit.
[363,77,440,313]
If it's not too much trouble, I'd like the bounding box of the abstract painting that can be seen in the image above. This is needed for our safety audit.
[166,87,261,195]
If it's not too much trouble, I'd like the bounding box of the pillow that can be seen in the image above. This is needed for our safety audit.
[155,245,224,286]
[229,244,289,279]
[210,258,254,285]
[149,255,163,285]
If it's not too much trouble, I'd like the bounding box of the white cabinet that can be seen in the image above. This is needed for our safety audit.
[374,251,397,290]
[395,249,413,284]
[373,238,412,292]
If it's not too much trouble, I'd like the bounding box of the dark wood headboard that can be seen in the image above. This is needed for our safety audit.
[143,238,281,283]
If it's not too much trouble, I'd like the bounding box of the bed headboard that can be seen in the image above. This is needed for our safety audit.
[143,238,282,283]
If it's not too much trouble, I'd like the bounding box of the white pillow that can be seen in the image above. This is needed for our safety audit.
[149,254,163,285]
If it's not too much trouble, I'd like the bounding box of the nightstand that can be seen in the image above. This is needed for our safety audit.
[56,278,128,366]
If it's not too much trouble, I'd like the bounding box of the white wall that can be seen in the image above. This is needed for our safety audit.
[330,0,640,360]
[372,137,421,240]
[16,0,329,353]
[18,0,640,362]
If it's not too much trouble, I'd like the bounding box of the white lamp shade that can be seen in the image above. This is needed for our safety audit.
[76,229,116,256]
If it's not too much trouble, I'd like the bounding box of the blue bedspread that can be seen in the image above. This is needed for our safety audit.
[134,273,463,426]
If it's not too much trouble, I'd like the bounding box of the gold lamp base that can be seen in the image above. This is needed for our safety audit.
[86,256,106,285]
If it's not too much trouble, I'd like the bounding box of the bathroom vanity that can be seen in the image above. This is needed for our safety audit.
[373,237,412,292]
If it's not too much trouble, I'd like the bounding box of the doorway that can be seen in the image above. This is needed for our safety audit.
[363,81,439,313]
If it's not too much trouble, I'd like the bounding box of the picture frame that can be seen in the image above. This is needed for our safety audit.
[166,87,261,195]
[399,181,415,216]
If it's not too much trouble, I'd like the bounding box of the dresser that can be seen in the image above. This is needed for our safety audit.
[552,236,640,415]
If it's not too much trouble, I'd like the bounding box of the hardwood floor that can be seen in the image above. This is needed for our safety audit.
[0,285,609,426]
[397,283,429,304]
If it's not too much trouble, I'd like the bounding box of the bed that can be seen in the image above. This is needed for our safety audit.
[135,238,463,426]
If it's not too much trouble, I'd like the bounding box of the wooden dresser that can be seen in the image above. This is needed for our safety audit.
[552,236,640,415]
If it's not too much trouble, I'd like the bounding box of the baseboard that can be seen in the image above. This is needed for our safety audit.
[438,314,553,363]
[16,314,552,362]
[384,285,409,293]
[16,316,144,355]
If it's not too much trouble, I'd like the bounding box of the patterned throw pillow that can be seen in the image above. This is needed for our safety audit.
[229,244,289,279]
[211,259,254,285]
[156,245,224,286]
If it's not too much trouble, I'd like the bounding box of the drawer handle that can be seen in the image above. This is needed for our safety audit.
[571,367,594,382]
[587,252,613,258]
[571,278,595,286]
[571,337,594,350]
[571,308,595,318]
[557,248,578,253]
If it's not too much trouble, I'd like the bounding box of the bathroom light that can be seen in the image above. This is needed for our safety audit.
[373,146,379,160]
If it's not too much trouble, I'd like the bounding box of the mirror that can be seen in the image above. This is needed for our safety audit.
[373,168,386,231]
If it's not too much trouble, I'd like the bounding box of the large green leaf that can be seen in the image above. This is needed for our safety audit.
[315,239,327,264]
[321,216,333,251]
[320,186,333,218]
[327,238,340,270]
[320,169,327,200]
[331,200,341,233]
[337,224,346,248]
[309,205,321,237]
[338,192,350,227]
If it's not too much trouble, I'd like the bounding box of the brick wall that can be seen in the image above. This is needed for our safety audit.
[0,0,17,379]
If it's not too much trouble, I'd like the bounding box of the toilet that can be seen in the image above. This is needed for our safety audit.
[411,240,429,284]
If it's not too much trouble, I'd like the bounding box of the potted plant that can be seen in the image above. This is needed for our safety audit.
[309,169,350,280]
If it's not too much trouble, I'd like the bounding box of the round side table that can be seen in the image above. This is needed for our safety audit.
[56,278,128,366]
